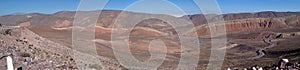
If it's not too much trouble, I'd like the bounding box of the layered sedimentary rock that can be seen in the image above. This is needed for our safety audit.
[193,17,300,36]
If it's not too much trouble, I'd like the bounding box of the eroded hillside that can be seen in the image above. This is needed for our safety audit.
[0,10,300,69]
[0,26,125,70]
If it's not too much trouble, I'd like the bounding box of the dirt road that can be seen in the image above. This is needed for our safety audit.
[240,38,277,60]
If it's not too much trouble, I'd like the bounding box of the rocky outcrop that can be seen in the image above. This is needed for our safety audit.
[54,20,71,28]
[225,18,287,32]
[192,17,299,36]
[0,27,125,70]
[0,27,77,70]
[18,22,31,27]
[184,11,300,25]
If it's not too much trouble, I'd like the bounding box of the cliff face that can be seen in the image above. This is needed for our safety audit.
[194,16,300,36]
[184,11,300,25]
[225,18,287,32]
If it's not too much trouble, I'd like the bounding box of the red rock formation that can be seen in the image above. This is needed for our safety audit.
[55,20,71,28]
[18,22,31,27]
[130,27,168,37]
[225,18,286,32]
[195,18,288,36]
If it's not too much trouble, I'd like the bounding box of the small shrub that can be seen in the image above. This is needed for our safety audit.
[4,29,12,35]
[20,52,31,57]
[89,64,102,70]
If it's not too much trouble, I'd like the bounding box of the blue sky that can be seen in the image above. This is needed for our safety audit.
[0,0,299,16]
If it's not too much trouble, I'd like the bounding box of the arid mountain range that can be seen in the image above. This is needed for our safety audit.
[1,10,300,36]
[0,10,300,69]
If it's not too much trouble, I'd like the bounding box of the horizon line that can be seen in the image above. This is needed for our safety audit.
[1,9,300,17]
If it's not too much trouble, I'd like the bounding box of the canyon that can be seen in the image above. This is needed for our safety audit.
[0,10,300,69]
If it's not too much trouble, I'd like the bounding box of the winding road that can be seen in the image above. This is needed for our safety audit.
[243,38,277,60]
[96,37,277,61]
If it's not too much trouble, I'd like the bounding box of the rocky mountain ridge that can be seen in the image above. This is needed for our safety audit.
[0,26,124,70]
[1,10,300,37]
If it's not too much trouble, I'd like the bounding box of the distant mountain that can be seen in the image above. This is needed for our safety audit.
[0,10,300,37]
[2,10,300,27]
[0,10,121,27]
[3,10,298,50]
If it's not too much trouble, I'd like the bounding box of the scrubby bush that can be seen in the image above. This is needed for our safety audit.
[4,29,12,35]
[89,64,102,70]
[20,52,31,57]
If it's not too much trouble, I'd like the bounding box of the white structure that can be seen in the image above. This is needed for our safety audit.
[279,59,289,69]
[282,59,289,63]
[6,56,14,70]
[226,67,231,70]
[252,67,257,70]
[258,67,263,70]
